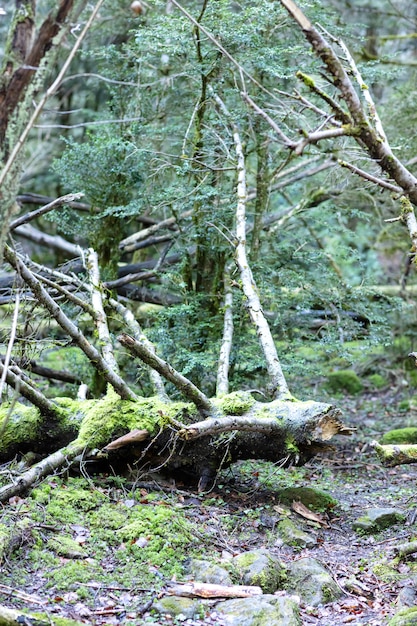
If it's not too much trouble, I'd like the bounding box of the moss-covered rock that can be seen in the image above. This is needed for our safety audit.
[381,428,417,446]
[275,486,337,511]
[186,558,233,585]
[215,595,301,626]
[47,535,87,559]
[286,557,341,606]
[367,373,388,389]
[325,369,363,394]
[232,549,286,593]
[276,518,317,549]
[387,606,417,625]
[153,596,203,619]
[353,508,405,533]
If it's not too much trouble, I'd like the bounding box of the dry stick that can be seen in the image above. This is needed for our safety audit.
[241,92,295,147]
[86,248,119,375]
[120,210,193,251]
[108,298,170,402]
[9,193,84,230]
[212,92,290,400]
[3,245,137,401]
[118,333,212,413]
[216,261,234,397]
[0,0,106,188]
[338,160,403,194]
[13,223,82,258]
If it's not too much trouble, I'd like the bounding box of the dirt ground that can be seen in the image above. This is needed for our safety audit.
[1,389,417,625]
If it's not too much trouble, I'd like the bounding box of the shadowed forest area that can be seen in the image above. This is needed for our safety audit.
[2,1,417,624]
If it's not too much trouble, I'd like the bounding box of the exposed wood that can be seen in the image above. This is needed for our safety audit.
[103,429,150,451]
[165,581,263,599]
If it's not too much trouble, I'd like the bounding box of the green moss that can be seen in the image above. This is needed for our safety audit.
[388,606,417,625]
[32,477,107,523]
[285,436,299,454]
[0,404,42,453]
[381,428,417,445]
[325,370,363,395]
[296,70,316,88]
[275,487,337,512]
[215,391,255,415]
[367,374,387,389]
[372,561,404,583]
[75,389,191,448]
[47,535,87,558]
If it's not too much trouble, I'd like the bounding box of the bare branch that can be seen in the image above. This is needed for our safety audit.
[0,291,20,403]
[119,210,193,252]
[3,245,137,401]
[0,361,62,417]
[13,224,82,258]
[280,0,417,204]
[216,262,234,397]
[338,160,403,193]
[10,193,84,230]
[0,441,85,503]
[241,92,295,147]
[86,248,119,374]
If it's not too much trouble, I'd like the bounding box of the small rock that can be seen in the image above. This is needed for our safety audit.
[153,596,202,618]
[353,507,405,533]
[397,587,417,608]
[276,518,317,549]
[215,594,301,626]
[286,557,342,606]
[185,558,232,585]
[232,548,286,593]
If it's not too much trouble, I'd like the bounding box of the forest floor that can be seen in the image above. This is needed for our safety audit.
[1,387,417,625]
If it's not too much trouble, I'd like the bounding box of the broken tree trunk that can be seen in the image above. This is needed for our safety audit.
[0,389,351,502]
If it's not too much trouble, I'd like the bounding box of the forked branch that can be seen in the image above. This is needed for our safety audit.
[212,91,290,400]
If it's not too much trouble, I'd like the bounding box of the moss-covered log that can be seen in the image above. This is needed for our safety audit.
[0,389,351,498]
[371,440,417,467]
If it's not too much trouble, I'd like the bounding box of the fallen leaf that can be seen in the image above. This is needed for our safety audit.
[291,500,329,527]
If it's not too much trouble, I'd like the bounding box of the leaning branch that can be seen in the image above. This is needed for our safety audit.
[3,245,137,401]
[86,248,119,374]
[109,298,169,401]
[10,193,84,230]
[118,333,212,413]
[0,441,85,503]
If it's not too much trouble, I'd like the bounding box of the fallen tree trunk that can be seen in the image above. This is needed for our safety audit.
[0,390,351,501]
